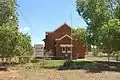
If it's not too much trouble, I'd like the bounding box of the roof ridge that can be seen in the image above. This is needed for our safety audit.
[53,23,70,32]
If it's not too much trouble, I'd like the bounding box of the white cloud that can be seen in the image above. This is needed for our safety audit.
[19,27,31,34]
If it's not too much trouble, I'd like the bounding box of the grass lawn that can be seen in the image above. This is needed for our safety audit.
[43,60,66,68]
[1,59,120,80]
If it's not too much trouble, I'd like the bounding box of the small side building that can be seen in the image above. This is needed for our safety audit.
[34,44,44,57]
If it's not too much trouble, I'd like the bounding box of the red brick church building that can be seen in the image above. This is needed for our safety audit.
[43,23,85,59]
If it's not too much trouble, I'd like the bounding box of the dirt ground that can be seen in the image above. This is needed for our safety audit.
[0,70,19,80]
[0,59,120,80]
[1,68,120,80]
[21,69,120,80]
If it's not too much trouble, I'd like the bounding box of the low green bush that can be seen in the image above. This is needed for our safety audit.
[58,60,94,70]
[93,52,107,57]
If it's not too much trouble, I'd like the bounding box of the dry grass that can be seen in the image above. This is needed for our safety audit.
[8,68,120,80]
[0,60,120,80]
[0,70,19,80]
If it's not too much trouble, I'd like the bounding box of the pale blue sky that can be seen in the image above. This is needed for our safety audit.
[17,0,87,45]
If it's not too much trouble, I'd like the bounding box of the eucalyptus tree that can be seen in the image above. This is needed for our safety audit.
[76,0,120,45]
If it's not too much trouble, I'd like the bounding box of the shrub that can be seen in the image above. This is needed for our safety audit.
[93,51,107,57]
[58,60,94,70]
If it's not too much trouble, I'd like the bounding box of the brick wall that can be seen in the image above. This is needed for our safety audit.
[73,44,85,58]
[55,36,72,57]
[44,24,86,59]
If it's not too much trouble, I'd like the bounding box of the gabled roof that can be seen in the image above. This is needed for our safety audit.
[45,23,71,35]
[56,34,72,41]
[54,23,71,32]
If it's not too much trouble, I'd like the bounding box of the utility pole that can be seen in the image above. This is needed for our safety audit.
[70,12,73,60]
[85,32,89,55]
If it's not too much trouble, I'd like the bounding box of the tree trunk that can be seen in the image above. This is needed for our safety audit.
[116,51,119,61]
[108,53,110,62]
[9,56,12,63]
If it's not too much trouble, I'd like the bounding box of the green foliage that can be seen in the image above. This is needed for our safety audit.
[15,33,33,56]
[115,6,120,19]
[76,0,111,26]
[97,19,120,61]
[0,26,33,57]
[93,52,108,57]
[0,0,18,29]
[0,0,33,62]
[76,0,120,45]
[76,0,120,61]
[72,27,86,45]
[58,60,94,70]
[0,25,18,57]
[98,19,120,51]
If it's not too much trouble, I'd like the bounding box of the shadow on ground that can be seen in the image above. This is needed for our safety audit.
[43,60,120,73]
[0,62,20,71]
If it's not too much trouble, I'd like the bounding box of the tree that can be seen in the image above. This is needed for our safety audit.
[0,25,19,62]
[72,27,86,45]
[98,19,120,61]
[76,0,120,45]
[0,0,18,29]
[72,27,90,54]
[14,33,33,63]
[0,0,33,63]
[115,6,120,19]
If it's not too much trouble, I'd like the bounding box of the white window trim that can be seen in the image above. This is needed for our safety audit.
[60,44,73,47]
[67,51,72,53]
[62,51,66,53]
[61,46,72,53]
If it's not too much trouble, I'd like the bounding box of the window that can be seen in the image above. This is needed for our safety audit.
[62,47,65,51]
[67,47,72,53]
[62,47,66,53]
[67,47,70,51]
[62,47,72,53]
[41,47,43,50]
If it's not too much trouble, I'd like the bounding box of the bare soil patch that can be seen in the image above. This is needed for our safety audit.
[0,70,19,80]
[17,69,120,80]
